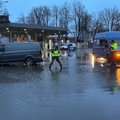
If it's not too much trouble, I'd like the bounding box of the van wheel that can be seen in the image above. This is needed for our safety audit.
[24,57,35,66]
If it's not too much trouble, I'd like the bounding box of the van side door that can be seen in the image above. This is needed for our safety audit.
[0,45,5,62]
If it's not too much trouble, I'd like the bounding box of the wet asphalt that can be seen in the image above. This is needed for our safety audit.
[0,49,120,120]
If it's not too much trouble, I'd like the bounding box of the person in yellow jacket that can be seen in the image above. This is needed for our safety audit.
[49,45,62,71]
[110,40,118,50]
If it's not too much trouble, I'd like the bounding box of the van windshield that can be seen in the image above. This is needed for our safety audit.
[94,39,107,47]
[94,39,120,47]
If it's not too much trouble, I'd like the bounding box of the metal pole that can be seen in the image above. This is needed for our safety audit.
[9,30,12,42]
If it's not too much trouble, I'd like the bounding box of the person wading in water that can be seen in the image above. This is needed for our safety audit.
[49,45,62,71]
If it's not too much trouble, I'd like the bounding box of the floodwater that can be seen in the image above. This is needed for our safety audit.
[0,49,120,120]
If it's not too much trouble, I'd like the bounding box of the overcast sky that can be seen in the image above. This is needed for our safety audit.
[5,0,120,22]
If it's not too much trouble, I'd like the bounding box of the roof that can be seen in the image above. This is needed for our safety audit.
[95,31,120,40]
[0,23,67,35]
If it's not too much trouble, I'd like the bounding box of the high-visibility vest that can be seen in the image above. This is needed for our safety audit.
[51,50,61,57]
[110,42,118,50]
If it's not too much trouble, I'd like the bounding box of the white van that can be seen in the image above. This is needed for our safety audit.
[0,42,43,66]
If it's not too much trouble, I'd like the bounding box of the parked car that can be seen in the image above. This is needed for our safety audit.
[60,44,68,51]
[68,43,76,51]
[0,42,43,66]
[60,43,76,51]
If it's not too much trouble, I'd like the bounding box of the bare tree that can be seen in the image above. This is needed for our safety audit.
[26,6,51,26]
[0,1,3,13]
[99,7,120,31]
[42,6,51,26]
[51,5,59,27]
[59,2,72,30]
[17,1,120,41]
[26,11,36,24]
[18,13,26,23]
[91,14,105,39]
[81,11,92,32]
[0,0,9,15]
[72,0,86,41]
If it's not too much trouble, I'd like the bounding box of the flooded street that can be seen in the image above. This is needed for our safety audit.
[0,49,120,120]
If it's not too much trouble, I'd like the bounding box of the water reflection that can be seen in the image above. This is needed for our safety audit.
[116,68,120,86]
[0,65,44,84]
[93,63,120,94]
[90,54,95,68]
[50,71,60,81]
[108,67,120,93]
[107,67,120,93]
